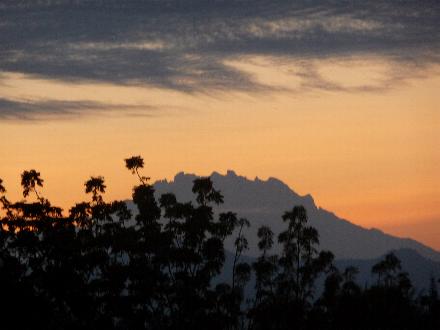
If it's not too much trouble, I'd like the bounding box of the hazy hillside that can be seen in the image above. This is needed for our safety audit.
[218,248,440,294]
[335,248,440,293]
[150,170,440,262]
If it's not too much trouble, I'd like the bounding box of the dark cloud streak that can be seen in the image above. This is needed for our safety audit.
[0,98,156,121]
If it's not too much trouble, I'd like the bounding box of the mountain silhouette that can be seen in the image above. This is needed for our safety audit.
[147,170,440,262]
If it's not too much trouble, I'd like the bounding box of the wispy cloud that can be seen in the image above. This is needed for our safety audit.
[0,98,156,121]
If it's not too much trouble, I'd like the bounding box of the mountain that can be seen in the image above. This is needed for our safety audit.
[150,170,440,262]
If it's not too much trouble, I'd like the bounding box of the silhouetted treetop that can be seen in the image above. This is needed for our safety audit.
[192,177,224,205]
[257,225,274,253]
[85,176,106,203]
[0,156,438,330]
[372,252,403,286]
[125,155,144,172]
[125,155,150,184]
[0,178,6,194]
[21,169,44,199]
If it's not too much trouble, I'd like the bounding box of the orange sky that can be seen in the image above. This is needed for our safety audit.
[1,56,439,250]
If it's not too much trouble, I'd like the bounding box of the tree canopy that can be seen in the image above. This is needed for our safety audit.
[0,156,439,330]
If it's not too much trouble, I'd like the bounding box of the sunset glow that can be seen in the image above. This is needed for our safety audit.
[1,1,439,250]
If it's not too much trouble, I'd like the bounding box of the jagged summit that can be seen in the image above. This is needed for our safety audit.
[156,169,312,206]
[226,169,237,177]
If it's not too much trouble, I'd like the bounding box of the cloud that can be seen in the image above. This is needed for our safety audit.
[0,0,439,118]
[0,98,156,120]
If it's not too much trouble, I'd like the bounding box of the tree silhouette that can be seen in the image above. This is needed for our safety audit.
[372,252,402,287]
[21,169,44,200]
[125,155,150,185]
[0,160,438,329]
[85,176,106,204]
[0,178,5,194]
[420,276,440,329]
[249,206,334,330]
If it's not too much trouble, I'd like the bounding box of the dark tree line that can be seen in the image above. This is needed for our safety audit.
[0,156,439,330]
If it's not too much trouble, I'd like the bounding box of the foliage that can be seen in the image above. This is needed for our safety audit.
[0,157,439,330]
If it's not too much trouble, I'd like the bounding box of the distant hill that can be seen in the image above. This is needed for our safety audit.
[147,170,440,262]
[218,248,440,294]
[335,248,440,292]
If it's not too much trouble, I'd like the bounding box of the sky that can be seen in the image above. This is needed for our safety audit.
[0,0,439,250]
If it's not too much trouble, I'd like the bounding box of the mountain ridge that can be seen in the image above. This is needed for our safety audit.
[147,170,440,262]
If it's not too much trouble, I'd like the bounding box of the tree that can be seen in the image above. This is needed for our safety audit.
[85,176,106,204]
[125,155,150,185]
[420,276,440,329]
[249,206,334,330]
[372,252,402,287]
[364,253,416,330]
[21,169,44,200]
[0,178,5,194]
[0,159,434,330]
[278,206,333,304]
